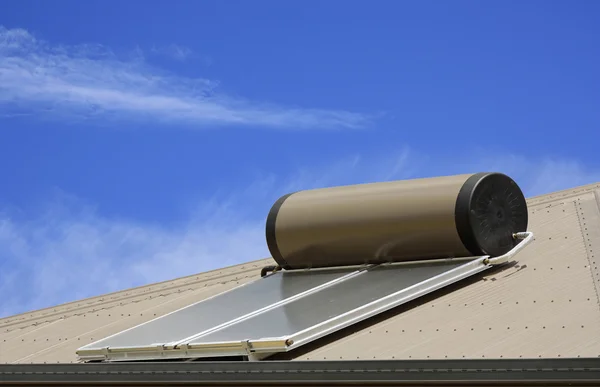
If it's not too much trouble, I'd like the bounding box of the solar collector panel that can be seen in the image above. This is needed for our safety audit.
[188,259,472,345]
[76,252,530,362]
[78,266,358,351]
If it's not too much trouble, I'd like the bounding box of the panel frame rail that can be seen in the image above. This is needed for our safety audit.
[76,232,534,363]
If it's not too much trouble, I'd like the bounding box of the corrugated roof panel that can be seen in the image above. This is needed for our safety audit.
[7,286,234,364]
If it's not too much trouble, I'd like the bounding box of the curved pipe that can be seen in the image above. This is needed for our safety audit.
[483,232,534,265]
[260,265,280,277]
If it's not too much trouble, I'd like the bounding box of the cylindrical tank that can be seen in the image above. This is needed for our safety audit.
[266,172,528,270]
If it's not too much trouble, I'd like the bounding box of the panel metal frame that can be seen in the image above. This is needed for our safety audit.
[254,255,493,353]
[77,233,534,363]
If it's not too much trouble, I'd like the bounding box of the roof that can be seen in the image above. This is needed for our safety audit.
[1,181,600,364]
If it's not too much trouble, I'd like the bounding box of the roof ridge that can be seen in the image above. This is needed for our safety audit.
[526,182,600,203]
[0,257,273,324]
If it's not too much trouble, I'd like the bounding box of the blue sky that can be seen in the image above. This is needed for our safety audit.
[0,0,599,317]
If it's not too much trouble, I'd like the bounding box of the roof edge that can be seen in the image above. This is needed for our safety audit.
[1,358,599,385]
[526,181,600,204]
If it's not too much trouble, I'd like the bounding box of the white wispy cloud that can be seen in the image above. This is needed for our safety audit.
[0,150,598,318]
[487,156,600,198]
[150,44,194,62]
[437,149,600,197]
[0,26,370,129]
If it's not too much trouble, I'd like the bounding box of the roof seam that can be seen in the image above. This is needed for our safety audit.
[574,196,600,313]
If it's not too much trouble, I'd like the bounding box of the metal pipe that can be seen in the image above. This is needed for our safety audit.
[483,231,534,266]
[260,265,280,277]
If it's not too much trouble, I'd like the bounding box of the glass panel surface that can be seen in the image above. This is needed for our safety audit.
[192,260,470,343]
[81,266,356,350]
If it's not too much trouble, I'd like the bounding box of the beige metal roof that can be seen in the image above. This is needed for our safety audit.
[1,182,599,364]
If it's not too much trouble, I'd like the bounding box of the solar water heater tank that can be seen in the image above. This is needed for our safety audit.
[266,172,528,270]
